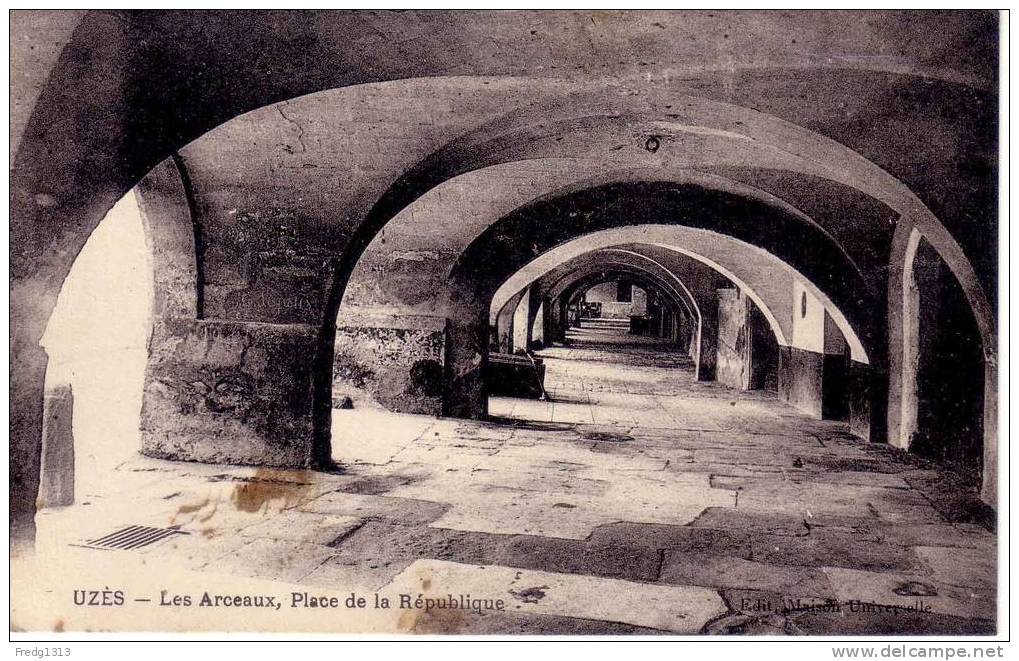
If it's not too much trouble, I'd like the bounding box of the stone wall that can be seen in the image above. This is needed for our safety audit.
[332,315,447,416]
[821,354,851,421]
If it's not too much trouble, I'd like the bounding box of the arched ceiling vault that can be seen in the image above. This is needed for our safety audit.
[328,85,990,320]
[544,263,694,327]
[113,77,991,357]
[558,272,687,331]
[342,157,875,301]
[493,259,696,348]
[447,186,871,359]
[549,255,696,318]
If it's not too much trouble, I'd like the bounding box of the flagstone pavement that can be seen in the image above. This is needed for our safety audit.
[27,322,997,635]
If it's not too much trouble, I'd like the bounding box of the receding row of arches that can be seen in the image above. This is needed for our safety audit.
[13,14,997,545]
[33,156,992,532]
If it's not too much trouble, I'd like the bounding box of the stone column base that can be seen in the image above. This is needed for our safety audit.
[332,314,447,416]
[140,318,321,468]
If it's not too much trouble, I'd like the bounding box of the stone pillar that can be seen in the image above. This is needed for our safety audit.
[140,318,321,468]
[821,312,851,421]
[847,361,873,440]
[526,287,544,349]
[446,319,489,419]
[558,298,571,339]
[697,298,718,381]
[981,357,997,505]
[495,292,523,353]
[38,384,75,508]
[541,298,555,346]
[897,241,942,449]
[511,288,530,352]
[531,302,545,348]
[11,295,51,550]
[716,288,751,390]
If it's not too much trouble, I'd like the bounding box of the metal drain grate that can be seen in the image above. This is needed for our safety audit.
[79,525,188,550]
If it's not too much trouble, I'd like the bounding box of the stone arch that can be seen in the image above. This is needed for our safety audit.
[444,193,875,420]
[554,267,695,346]
[489,227,869,363]
[555,269,693,348]
[29,158,200,523]
[493,250,705,372]
[493,250,702,349]
[343,160,873,355]
[331,161,874,426]
[888,224,996,504]
[525,251,701,328]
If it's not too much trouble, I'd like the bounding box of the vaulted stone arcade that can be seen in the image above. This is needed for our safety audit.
[11,10,999,635]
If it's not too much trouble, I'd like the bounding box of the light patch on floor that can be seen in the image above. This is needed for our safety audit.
[40,190,153,499]
[384,559,728,633]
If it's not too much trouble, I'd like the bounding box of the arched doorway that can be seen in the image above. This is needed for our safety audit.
[36,190,153,511]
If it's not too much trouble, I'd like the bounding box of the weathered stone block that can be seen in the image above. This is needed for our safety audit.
[38,384,74,508]
[332,315,447,416]
[848,360,873,440]
[140,317,320,467]
[778,346,824,418]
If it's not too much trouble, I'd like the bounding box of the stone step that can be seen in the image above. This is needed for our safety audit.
[580,318,631,328]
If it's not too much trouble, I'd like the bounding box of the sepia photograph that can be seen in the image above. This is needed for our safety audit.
[7,7,1006,646]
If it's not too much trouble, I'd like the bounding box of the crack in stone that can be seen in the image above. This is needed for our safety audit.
[326,518,369,548]
[276,103,307,154]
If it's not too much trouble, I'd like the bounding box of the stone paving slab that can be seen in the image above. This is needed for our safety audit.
[419,491,630,539]
[688,508,814,536]
[902,472,994,526]
[782,471,912,489]
[864,523,997,550]
[238,512,364,545]
[736,481,945,522]
[660,553,835,598]
[196,538,339,583]
[593,520,752,555]
[383,559,728,633]
[301,556,414,592]
[299,491,450,525]
[822,567,996,621]
[916,546,996,591]
[750,532,921,572]
[496,534,663,582]
[332,408,435,465]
